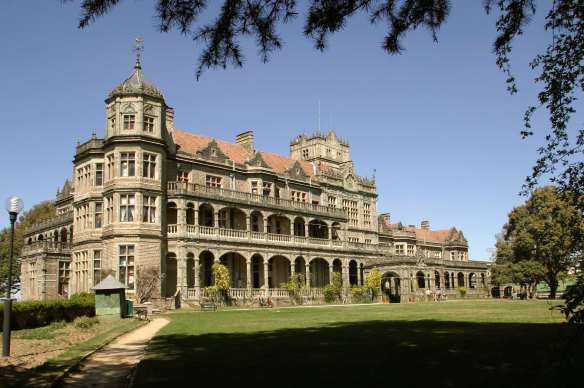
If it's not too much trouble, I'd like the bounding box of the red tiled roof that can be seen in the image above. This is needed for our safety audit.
[172,130,315,177]
[382,218,458,243]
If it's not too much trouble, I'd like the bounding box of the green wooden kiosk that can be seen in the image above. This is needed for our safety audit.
[91,275,129,319]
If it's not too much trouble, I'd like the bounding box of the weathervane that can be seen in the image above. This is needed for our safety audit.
[134,36,144,64]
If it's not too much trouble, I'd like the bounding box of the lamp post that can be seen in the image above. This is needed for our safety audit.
[3,196,24,357]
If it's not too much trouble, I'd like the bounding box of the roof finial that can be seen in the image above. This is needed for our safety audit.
[133,36,144,69]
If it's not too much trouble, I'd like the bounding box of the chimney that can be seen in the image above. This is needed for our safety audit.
[236,131,254,155]
[379,213,391,224]
[421,220,430,231]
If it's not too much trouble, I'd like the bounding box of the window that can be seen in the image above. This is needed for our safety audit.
[143,154,156,178]
[395,245,404,255]
[363,203,371,227]
[58,261,71,296]
[119,245,135,290]
[263,182,272,196]
[407,245,415,256]
[95,202,102,228]
[291,191,307,202]
[105,195,113,224]
[328,197,337,208]
[348,237,360,243]
[95,164,103,186]
[120,194,135,222]
[106,154,115,179]
[434,251,442,258]
[251,181,258,195]
[74,251,89,292]
[120,153,135,177]
[76,204,89,231]
[76,165,90,189]
[28,262,37,297]
[450,252,455,260]
[123,114,135,130]
[219,210,228,228]
[365,239,372,244]
[143,195,156,223]
[206,175,222,188]
[302,149,309,159]
[251,215,260,232]
[93,251,102,285]
[343,199,358,227]
[143,116,154,132]
[177,170,189,182]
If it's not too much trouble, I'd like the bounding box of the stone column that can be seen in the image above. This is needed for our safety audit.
[194,256,201,300]
[305,262,311,287]
[246,215,251,240]
[329,263,334,285]
[263,259,270,295]
[177,246,188,299]
[357,263,362,286]
[246,259,252,289]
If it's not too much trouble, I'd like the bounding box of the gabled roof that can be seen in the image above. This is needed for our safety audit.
[173,130,315,178]
[91,274,129,290]
[380,217,465,244]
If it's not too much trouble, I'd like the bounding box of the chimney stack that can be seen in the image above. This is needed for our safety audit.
[421,220,430,231]
[236,131,254,155]
[379,213,391,224]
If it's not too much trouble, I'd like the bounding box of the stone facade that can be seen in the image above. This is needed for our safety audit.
[20,58,490,307]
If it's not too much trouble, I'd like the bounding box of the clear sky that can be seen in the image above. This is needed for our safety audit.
[0,0,553,261]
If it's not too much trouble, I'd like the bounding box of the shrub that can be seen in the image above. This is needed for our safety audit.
[281,273,305,304]
[73,316,99,328]
[351,285,365,302]
[323,284,339,303]
[365,267,382,299]
[458,286,468,298]
[0,298,95,331]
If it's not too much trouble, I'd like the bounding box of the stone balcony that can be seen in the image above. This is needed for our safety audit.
[167,182,347,220]
[22,241,73,256]
[167,224,377,251]
[25,212,73,235]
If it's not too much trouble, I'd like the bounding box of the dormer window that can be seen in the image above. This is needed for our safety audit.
[143,116,154,132]
[123,115,135,130]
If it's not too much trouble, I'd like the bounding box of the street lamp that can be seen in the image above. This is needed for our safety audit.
[3,196,24,357]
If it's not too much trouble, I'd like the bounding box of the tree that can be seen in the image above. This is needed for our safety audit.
[365,266,382,299]
[485,1,584,196]
[491,260,547,298]
[64,0,451,79]
[496,186,584,299]
[212,262,230,303]
[0,201,56,296]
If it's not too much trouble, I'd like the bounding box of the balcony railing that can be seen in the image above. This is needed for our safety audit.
[166,224,379,251]
[186,287,326,300]
[168,181,347,219]
[22,241,72,256]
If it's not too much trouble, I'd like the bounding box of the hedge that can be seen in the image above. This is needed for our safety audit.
[0,293,95,331]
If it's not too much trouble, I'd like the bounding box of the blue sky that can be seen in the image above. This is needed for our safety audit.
[0,0,553,261]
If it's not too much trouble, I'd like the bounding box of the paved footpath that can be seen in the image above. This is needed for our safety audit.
[61,318,169,388]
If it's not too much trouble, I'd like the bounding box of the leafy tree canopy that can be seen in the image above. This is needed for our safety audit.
[0,201,56,295]
[495,186,583,299]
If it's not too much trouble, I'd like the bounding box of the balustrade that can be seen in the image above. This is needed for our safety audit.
[168,182,346,219]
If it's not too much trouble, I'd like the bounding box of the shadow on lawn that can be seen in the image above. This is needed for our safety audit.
[134,320,583,387]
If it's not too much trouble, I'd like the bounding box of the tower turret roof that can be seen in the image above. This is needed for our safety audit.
[108,59,163,99]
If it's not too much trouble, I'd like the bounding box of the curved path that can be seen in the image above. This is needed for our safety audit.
[61,318,168,388]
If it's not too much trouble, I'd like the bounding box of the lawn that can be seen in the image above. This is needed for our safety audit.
[134,299,583,387]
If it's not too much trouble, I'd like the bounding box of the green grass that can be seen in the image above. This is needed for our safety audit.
[134,300,583,387]
[0,318,144,387]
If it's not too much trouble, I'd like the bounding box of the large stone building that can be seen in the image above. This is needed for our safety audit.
[20,55,490,307]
